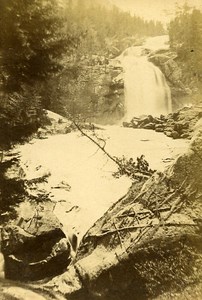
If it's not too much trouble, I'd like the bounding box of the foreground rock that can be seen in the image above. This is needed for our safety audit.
[1,209,72,281]
[45,119,202,299]
[123,105,202,140]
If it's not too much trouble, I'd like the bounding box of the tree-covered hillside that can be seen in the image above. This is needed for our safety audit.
[64,0,165,56]
[168,4,202,83]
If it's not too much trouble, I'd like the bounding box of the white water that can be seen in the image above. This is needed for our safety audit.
[16,127,188,244]
[118,35,172,120]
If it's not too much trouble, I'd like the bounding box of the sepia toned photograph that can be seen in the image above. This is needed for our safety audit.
[0,0,202,299]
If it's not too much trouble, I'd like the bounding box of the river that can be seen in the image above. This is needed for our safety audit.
[16,125,188,243]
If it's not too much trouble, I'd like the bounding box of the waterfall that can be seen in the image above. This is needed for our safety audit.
[119,43,172,121]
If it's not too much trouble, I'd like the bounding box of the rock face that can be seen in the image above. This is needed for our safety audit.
[47,119,202,300]
[66,56,125,125]
[148,51,192,108]
[88,61,125,124]
[1,211,72,281]
[123,106,202,140]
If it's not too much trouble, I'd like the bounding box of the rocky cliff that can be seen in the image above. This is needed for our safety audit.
[148,50,201,110]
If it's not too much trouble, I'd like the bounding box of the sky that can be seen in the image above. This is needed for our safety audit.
[110,0,202,23]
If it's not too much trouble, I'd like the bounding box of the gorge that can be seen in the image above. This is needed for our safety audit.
[0,35,201,300]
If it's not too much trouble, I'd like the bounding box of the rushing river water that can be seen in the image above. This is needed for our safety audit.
[16,126,188,243]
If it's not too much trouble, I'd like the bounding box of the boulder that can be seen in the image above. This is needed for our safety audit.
[155,127,164,133]
[143,123,155,130]
[122,121,132,128]
[1,210,72,281]
[124,106,202,141]
[138,115,154,125]
[171,130,180,139]
[155,124,165,132]
[164,131,172,137]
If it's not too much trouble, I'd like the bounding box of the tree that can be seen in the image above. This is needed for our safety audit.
[0,0,83,145]
[168,5,202,81]
[0,0,80,91]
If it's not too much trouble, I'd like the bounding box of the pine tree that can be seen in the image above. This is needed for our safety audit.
[0,0,79,91]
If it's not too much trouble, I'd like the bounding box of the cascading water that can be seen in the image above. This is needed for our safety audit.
[119,41,172,121]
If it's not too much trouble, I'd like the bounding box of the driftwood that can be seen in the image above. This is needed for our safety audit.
[90,221,197,238]
[116,205,171,218]
[73,121,151,179]
[73,121,121,168]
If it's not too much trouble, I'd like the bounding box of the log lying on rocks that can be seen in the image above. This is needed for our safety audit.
[46,119,202,300]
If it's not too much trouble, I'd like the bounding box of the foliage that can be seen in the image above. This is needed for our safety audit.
[0,0,83,143]
[0,0,81,91]
[0,85,44,147]
[168,4,202,81]
[64,1,165,57]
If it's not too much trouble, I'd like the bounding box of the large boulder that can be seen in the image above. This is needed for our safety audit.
[1,209,72,281]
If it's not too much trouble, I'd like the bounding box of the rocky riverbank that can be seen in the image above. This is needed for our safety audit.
[123,105,202,140]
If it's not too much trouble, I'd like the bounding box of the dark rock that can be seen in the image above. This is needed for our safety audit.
[138,115,154,125]
[123,106,201,141]
[172,111,180,121]
[174,123,184,134]
[65,126,71,134]
[122,122,131,128]
[164,131,172,137]
[1,212,71,281]
[154,118,164,124]
[131,120,138,128]
[171,130,180,139]
[155,127,164,132]
[160,114,166,121]
[166,118,175,126]
[182,122,189,129]
[155,124,165,131]
[181,133,190,139]
[5,243,71,282]
[143,123,155,130]
[198,111,202,118]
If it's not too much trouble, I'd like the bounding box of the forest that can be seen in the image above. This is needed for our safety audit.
[169,4,202,83]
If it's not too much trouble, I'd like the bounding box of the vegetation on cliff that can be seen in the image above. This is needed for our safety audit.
[168,4,202,86]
